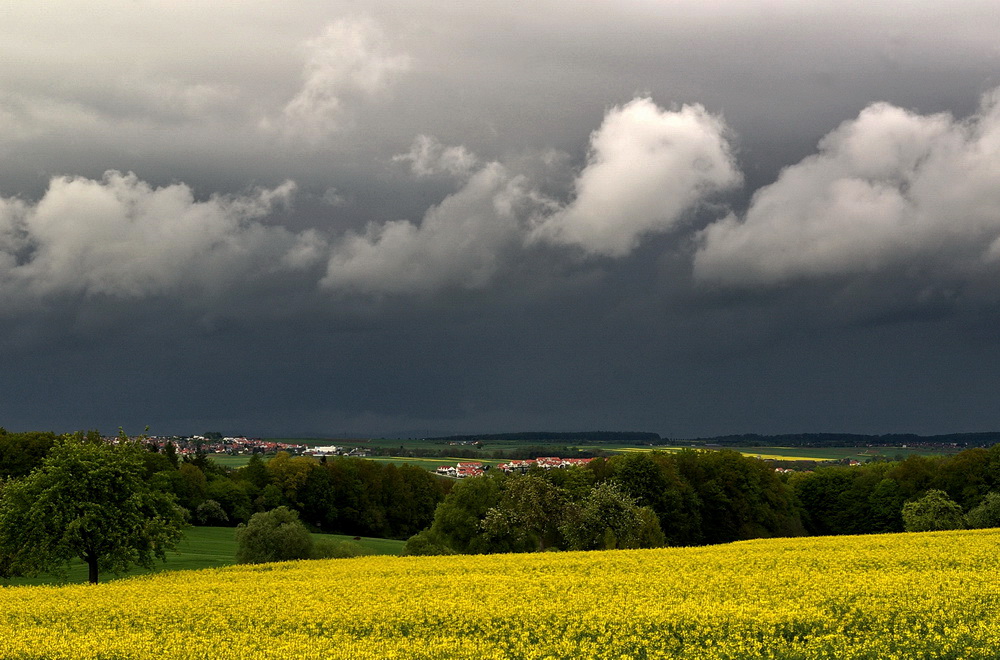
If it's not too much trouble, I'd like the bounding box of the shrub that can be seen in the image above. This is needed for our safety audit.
[234,506,313,564]
[311,539,373,559]
[195,500,229,525]
[902,489,965,532]
[402,530,454,556]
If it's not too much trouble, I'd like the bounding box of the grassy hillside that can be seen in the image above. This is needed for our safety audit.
[1,526,405,586]
[3,529,999,658]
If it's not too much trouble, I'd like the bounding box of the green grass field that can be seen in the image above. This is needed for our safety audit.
[205,454,256,468]
[1,526,406,587]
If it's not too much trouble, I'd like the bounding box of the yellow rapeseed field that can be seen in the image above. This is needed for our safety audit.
[3,529,1000,659]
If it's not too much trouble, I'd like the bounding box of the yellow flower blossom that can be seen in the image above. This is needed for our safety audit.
[2,529,999,659]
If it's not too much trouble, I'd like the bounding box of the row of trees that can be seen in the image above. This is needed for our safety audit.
[404,446,1000,555]
[147,451,448,539]
[687,432,1000,448]
[0,428,450,540]
[789,445,1000,535]
[5,427,1000,580]
[405,449,804,555]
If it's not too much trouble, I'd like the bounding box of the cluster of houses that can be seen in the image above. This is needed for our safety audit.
[303,445,372,458]
[434,462,488,478]
[129,436,377,459]
[142,435,310,456]
[773,459,861,475]
[435,456,594,479]
[509,457,594,471]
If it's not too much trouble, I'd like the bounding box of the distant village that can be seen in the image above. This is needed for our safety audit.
[122,435,870,477]
[136,436,371,458]
[126,434,605,479]
[436,457,594,479]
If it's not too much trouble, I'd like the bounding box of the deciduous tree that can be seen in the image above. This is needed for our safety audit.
[560,482,665,551]
[234,506,312,564]
[964,491,1000,529]
[902,489,965,532]
[0,435,187,584]
[426,473,502,553]
[481,474,567,552]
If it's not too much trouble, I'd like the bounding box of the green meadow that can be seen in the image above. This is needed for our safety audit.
[1,526,405,587]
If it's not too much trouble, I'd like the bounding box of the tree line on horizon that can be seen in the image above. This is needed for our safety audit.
[684,431,1000,448]
[3,427,1000,580]
[418,429,1000,448]
[403,444,1000,555]
[422,431,661,444]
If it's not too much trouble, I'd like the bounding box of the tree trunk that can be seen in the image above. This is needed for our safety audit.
[86,554,99,584]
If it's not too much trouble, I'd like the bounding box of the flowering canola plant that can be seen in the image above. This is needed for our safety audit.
[3,529,1000,659]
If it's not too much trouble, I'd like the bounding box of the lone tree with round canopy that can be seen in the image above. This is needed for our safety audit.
[235,506,313,564]
[901,489,965,533]
[0,433,187,584]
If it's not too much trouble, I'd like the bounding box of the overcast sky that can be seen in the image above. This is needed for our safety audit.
[3,1,1000,438]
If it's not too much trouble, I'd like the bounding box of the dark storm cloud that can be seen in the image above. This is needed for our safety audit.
[3,1,1000,436]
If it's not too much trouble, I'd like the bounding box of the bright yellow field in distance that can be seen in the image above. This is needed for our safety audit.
[615,446,831,461]
[3,529,1000,659]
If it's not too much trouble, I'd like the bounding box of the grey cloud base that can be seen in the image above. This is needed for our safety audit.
[3,3,1000,438]
[7,91,1000,307]
[1,98,739,300]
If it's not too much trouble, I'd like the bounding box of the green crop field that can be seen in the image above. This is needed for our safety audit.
[206,454,255,468]
[1,526,405,587]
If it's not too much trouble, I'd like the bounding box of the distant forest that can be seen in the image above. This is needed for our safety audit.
[680,432,1000,448]
[428,430,1000,448]
[425,431,661,444]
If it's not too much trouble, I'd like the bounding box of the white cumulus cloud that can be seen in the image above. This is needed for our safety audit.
[321,97,742,295]
[529,98,741,257]
[694,89,1000,287]
[321,163,542,295]
[0,171,318,299]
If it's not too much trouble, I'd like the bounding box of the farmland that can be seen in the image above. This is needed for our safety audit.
[206,441,959,472]
[3,528,1000,658]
